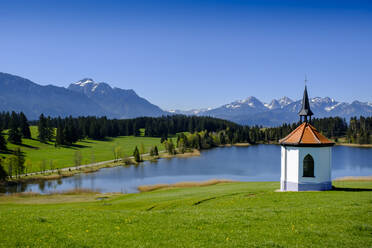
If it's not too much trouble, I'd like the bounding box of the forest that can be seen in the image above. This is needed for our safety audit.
[0,111,371,179]
[0,112,371,152]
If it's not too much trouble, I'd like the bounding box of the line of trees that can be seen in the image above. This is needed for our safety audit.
[0,112,371,182]
[43,115,240,146]
[346,116,371,144]
[0,111,31,147]
[0,112,371,151]
[0,147,25,179]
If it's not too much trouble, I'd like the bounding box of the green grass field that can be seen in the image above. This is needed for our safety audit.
[1,126,168,173]
[0,181,371,247]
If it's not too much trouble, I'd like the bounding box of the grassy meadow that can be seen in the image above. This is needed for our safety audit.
[1,126,168,173]
[0,181,371,247]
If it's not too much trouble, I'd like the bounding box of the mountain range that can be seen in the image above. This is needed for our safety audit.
[172,96,372,126]
[0,72,166,120]
[0,72,371,126]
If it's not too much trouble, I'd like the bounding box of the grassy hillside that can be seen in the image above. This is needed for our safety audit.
[1,126,167,173]
[0,181,371,247]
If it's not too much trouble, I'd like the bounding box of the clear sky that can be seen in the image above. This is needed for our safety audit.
[1,0,371,110]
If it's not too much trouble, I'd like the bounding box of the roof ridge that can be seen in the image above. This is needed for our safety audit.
[308,125,321,143]
[279,122,305,143]
[279,121,334,146]
[298,122,307,144]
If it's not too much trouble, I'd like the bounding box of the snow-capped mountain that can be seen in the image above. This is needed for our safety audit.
[177,96,372,126]
[1,72,370,126]
[264,97,294,110]
[69,78,113,97]
[67,78,166,118]
[0,72,167,120]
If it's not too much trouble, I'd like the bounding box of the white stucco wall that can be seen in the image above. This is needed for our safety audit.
[281,145,332,189]
[281,146,299,183]
[298,147,332,184]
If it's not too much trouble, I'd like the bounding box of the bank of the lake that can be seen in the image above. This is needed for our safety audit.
[336,143,372,148]
[3,149,201,186]
[2,144,372,194]
[0,181,371,247]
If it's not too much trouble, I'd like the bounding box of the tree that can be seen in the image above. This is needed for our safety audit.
[150,145,159,157]
[133,123,140,137]
[5,156,17,179]
[114,146,123,162]
[0,158,8,181]
[55,125,64,146]
[19,112,31,139]
[7,112,22,144]
[133,146,141,162]
[160,136,167,143]
[177,137,186,154]
[38,114,48,142]
[14,147,25,178]
[154,146,159,156]
[164,139,176,155]
[219,132,226,145]
[46,117,54,141]
[149,146,155,156]
[0,129,7,151]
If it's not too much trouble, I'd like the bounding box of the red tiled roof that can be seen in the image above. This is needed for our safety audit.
[279,122,334,146]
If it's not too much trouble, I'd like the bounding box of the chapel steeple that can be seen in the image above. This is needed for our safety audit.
[298,85,313,122]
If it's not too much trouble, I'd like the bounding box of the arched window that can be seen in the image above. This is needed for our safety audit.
[303,154,314,177]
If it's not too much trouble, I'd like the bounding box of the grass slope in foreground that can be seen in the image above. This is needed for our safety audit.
[0,181,371,247]
[2,126,167,173]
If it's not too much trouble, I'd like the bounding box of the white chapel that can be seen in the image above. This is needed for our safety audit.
[279,86,335,191]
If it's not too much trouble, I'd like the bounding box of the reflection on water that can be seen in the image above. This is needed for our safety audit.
[2,145,372,194]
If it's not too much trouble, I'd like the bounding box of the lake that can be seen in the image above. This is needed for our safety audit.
[3,145,372,194]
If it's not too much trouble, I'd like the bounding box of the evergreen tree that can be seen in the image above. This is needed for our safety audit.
[0,128,7,151]
[19,112,31,139]
[133,122,140,136]
[0,158,8,181]
[133,146,141,162]
[219,132,226,145]
[38,114,48,142]
[46,117,54,141]
[55,121,64,146]
[14,147,25,178]
[154,145,159,156]
[7,112,22,144]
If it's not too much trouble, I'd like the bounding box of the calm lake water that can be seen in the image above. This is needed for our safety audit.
[3,145,372,194]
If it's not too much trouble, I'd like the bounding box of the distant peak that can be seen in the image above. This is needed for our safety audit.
[279,96,293,102]
[74,78,94,86]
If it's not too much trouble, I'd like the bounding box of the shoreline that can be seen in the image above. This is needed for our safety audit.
[334,176,372,181]
[2,141,371,186]
[335,143,372,148]
[2,149,202,186]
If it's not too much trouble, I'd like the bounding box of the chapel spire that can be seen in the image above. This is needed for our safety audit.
[298,84,313,122]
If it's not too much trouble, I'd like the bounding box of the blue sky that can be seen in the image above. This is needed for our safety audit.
[0,0,371,110]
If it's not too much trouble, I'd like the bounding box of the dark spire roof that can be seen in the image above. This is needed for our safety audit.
[298,85,314,117]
